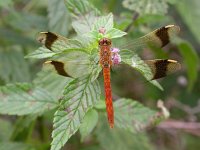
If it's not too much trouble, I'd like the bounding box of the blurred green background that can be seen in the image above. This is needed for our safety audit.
[0,0,200,150]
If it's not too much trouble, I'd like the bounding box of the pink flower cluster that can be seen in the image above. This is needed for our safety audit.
[111,48,121,65]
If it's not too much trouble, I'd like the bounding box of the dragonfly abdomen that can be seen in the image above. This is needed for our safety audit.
[103,67,114,128]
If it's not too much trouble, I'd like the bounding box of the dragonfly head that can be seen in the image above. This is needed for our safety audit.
[99,38,112,46]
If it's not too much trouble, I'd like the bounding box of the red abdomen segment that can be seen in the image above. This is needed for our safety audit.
[103,67,114,128]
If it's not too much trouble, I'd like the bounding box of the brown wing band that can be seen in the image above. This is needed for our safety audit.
[155,26,170,47]
[48,61,70,77]
[153,59,169,80]
[44,32,58,50]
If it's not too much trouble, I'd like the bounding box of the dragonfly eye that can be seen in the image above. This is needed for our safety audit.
[99,38,112,46]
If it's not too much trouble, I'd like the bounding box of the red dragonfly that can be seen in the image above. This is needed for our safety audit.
[37,25,181,128]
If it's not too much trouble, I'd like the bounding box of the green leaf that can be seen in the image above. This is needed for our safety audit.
[114,98,156,133]
[106,28,127,39]
[94,99,106,110]
[5,12,47,32]
[33,69,72,99]
[0,47,31,83]
[0,142,35,150]
[87,14,126,40]
[0,83,58,115]
[79,109,98,141]
[51,76,101,150]
[95,118,154,150]
[175,0,200,43]
[72,13,97,34]
[65,0,100,34]
[122,0,168,15]
[86,30,100,39]
[93,13,114,31]
[120,50,163,90]
[91,65,102,81]
[25,47,56,59]
[48,0,71,36]
[65,0,99,18]
[178,42,199,91]
[0,119,13,141]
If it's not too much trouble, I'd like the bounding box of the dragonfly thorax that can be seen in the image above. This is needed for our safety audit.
[99,38,112,68]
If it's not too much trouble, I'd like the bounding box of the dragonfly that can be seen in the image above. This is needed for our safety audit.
[37,25,181,128]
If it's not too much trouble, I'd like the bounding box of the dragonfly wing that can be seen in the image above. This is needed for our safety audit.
[124,25,180,50]
[43,50,97,78]
[37,32,83,52]
[144,59,181,80]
